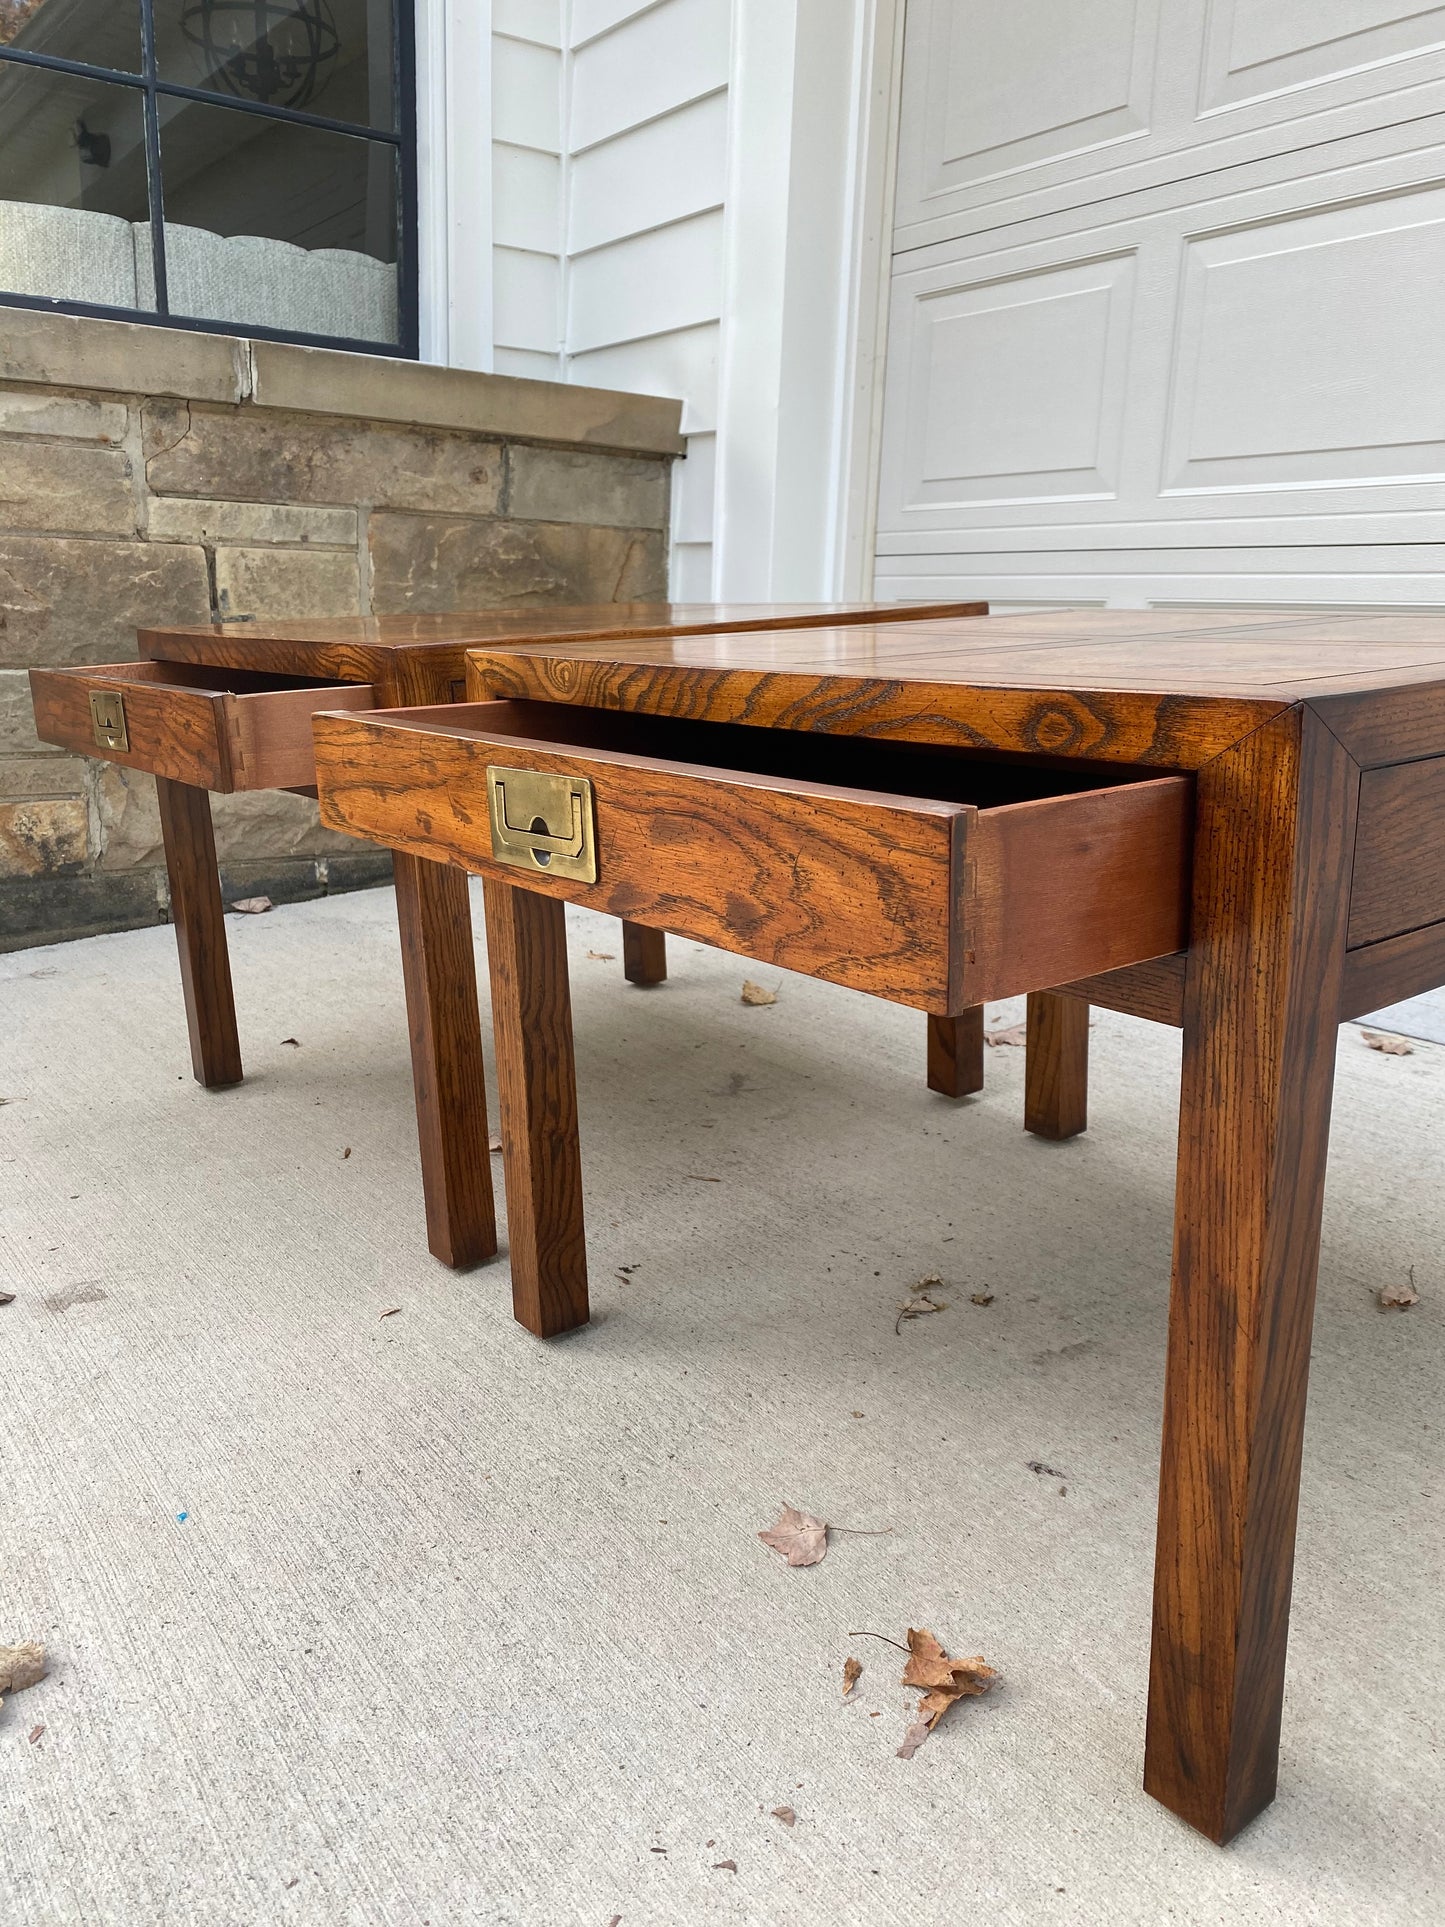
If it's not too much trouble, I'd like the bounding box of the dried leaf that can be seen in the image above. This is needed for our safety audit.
[379,1307,401,1320]
[895,1277,947,1333]
[895,1628,997,1756]
[280,1037,301,1048]
[342,1147,352,1160]
[969,1291,994,1307]
[1026,1460,1067,1482]
[843,1657,862,1697]
[712,1861,738,1873]
[758,1503,827,1567]
[1362,1030,1413,1055]
[230,896,273,915]
[586,950,616,961]
[771,1807,796,1827]
[0,1290,14,1305]
[1379,1268,1421,1310]
[686,1174,722,1182]
[740,980,778,1007]
[984,1024,1026,1048]
[488,1135,503,1154]
[0,1643,46,1695]
[28,1725,44,1744]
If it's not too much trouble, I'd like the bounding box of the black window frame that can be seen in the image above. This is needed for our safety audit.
[0,0,418,358]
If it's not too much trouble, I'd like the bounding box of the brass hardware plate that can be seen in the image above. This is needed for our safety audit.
[487,765,598,883]
[90,689,129,753]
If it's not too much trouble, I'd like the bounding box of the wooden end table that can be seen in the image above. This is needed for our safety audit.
[29,602,984,1269]
[311,606,1445,1843]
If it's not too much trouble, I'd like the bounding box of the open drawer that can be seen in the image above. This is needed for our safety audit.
[313,699,1192,1012]
[29,660,376,792]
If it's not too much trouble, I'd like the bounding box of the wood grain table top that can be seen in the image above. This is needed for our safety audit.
[463,608,1445,771]
[138,600,987,683]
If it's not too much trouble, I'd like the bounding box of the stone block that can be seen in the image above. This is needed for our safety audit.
[145,404,505,515]
[0,797,87,877]
[1,670,56,755]
[0,391,128,442]
[506,446,670,530]
[0,441,135,534]
[250,338,685,454]
[96,763,369,873]
[212,546,362,620]
[0,753,86,800]
[147,497,357,546]
[0,538,212,669]
[368,514,667,614]
[0,310,247,405]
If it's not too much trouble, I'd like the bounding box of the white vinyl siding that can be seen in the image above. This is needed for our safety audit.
[492,15,563,369]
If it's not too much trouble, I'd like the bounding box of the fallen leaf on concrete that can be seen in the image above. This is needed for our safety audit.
[896,1275,947,1333]
[28,1725,43,1744]
[230,896,273,915]
[740,980,778,1006]
[771,1807,796,1827]
[586,950,616,961]
[488,1135,503,1154]
[0,1642,46,1712]
[686,1174,722,1182]
[342,1147,352,1159]
[758,1504,828,1567]
[895,1628,997,1757]
[1362,1030,1413,1055]
[843,1658,862,1697]
[970,1291,994,1307]
[1379,1268,1420,1310]
[280,1037,301,1048]
[379,1307,401,1320]
[0,1290,14,1305]
[984,1024,1026,1048]
[712,1861,737,1873]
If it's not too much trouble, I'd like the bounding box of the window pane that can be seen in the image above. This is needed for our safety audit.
[0,0,142,73]
[0,64,153,310]
[155,0,396,131]
[159,95,398,343]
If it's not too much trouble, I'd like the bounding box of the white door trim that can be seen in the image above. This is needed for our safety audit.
[710,0,903,599]
[415,0,495,371]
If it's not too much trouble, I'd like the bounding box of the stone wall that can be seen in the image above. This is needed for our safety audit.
[0,310,681,948]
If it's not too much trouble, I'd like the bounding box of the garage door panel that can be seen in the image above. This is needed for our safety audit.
[901,0,1161,202]
[1200,0,1445,114]
[895,0,1445,248]
[884,254,1137,512]
[1164,180,1445,491]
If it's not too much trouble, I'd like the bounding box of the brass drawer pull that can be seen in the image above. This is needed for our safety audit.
[90,689,129,752]
[487,765,598,883]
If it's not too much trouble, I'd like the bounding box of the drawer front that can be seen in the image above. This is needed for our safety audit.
[315,702,1192,1010]
[317,706,968,1008]
[30,662,374,792]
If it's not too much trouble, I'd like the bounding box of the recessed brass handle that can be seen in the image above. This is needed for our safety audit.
[90,689,129,753]
[487,765,598,884]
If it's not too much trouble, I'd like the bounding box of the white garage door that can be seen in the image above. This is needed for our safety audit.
[874,0,1445,609]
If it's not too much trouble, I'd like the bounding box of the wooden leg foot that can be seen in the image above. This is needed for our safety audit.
[622,921,667,985]
[394,852,497,1269]
[926,1009,984,1097]
[483,878,589,1338]
[1024,992,1089,1139]
[1144,710,1355,1841]
[156,776,242,1089]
